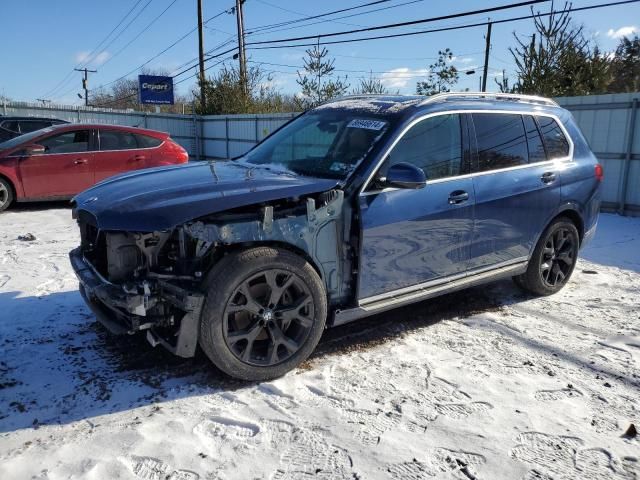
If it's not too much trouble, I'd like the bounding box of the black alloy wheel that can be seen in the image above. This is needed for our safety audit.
[539,227,576,288]
[223,269,315,367]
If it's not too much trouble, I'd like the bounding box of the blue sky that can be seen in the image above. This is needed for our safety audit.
[1,0,638,105]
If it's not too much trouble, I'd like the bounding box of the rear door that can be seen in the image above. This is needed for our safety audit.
[19,128,96,198]
[468,112,562,271]
[358,113,475,299]
[94,129,143,182]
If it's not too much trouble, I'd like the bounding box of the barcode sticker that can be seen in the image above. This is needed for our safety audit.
[347,119,387,130]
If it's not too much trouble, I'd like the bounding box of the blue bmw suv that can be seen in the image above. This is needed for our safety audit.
[70,93,602,380]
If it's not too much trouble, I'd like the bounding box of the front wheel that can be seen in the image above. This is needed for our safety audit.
[513,217,580,296]
[0,178,14,212]
[199,247,327,381]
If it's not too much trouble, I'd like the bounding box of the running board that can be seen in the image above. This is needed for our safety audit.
[332,261,527,326]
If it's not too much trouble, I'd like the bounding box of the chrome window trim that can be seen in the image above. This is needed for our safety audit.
[97,129,165,153]
[359,109,574,196]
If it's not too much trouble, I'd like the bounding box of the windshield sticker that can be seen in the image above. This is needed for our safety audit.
[329,162,352,173]
[347,119,387,130]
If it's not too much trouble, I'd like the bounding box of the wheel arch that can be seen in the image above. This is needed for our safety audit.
[206,240,326,288]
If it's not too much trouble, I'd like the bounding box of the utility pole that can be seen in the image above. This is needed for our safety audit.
[74,68,97,106]
[197,0,206,111]
[235,0,247,95]
[481,21,492,92]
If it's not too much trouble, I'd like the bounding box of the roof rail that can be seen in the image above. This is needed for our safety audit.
[421,92,559,107]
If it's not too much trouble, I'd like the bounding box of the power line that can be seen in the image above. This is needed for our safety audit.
[100,0,180,68]
[79,7,235,98]
[248,0,391,33]
[49,0,157,101]
[246,0,640,50]
[247,0,430,36]
[43,0,146,98]
[248,0,548,46]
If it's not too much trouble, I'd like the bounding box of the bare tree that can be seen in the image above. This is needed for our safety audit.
[352,72,390,95]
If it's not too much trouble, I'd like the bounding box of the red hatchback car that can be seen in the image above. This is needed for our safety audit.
[0,123,189,211]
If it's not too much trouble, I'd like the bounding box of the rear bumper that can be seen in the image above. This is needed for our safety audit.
[69,247,204,357]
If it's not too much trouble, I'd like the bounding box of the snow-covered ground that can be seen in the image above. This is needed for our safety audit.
[1,206,639,480]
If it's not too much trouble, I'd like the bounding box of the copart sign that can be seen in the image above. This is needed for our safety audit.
[138,75,174,105]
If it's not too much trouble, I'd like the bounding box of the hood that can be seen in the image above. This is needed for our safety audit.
[73,161,339,231]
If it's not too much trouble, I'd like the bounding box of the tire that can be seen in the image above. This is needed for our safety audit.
[0,178,14,212]
[513,217,580,296]
[198,246,327,381]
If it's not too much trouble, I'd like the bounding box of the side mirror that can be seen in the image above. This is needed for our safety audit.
[23,144,45,156]
[382,162,427,189]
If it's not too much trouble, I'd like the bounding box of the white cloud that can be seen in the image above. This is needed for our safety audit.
[380,67,428,89]
[607,26,637,39]
[74,50,111,66]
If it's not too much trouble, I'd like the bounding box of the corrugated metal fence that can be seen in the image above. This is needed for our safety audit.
[556,93,639,216]
[4,93,639,215]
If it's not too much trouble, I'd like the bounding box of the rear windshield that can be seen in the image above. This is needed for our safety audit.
[243,110,391,179]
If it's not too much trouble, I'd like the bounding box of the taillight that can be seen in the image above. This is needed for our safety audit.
[595,164,604,182]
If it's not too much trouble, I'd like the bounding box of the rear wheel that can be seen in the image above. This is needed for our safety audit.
[199,247,327,381]
[0,178,14,212]
[513,217,579,296]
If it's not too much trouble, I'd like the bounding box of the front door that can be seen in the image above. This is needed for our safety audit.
[358,113,475,300]
[19,128,95,198]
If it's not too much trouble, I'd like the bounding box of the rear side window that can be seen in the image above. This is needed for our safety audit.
[537,116,570,159]
[1,121,20,133]
[386,113,463,181]
[99,130,137,151]
[472,113,528,172]
[523,115,546,163]
[39,130,90,154]
[134,134,162,148]
[19,120,52,133]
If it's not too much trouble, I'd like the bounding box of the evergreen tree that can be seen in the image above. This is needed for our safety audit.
[416,49,459,96]
[296,43,349,109]
[609,35,640,93]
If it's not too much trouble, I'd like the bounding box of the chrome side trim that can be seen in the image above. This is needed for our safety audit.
[333,259,528,326]
[359,256,528,306]
[359,109,574,196]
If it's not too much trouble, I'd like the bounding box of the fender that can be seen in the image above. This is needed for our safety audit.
[0,159,24,199]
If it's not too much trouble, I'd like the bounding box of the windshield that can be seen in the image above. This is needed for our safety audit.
[0,127,54,151]
[243,111,390,179]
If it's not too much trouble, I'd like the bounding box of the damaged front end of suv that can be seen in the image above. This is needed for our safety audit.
[70,182,349,359]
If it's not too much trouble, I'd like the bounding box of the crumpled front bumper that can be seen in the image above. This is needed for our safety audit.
[69,247,204,358]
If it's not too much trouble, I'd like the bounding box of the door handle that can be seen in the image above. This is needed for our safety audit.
[541,171,557,184]
[74,158,88,165]
[448,190,469,204]
[133,155,145,161]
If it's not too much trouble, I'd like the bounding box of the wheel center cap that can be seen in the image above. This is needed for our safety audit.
[262,310,274,322]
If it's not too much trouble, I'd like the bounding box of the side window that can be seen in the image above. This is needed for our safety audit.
[537,116,570,159]
[523,115,546,163]
[39,130,90,154]
[386,114,462,181]
[99,130,138,151]
[1,121,20,133]
[19,121,51,134]
[135,134,162,148]
[472,113,528,172]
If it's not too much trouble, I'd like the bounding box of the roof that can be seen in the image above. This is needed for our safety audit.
[318,92,562,120]
[0,116,68,122]
[46,123,169,136]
